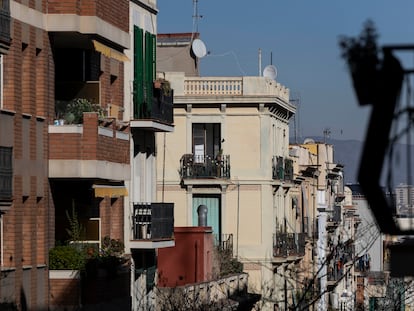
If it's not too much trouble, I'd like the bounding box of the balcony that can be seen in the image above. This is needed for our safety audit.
[130,84,174,132]
[131,203,174,249]
[273,233,306,262]
[48,112,130,180]
[180,154,231,181]
[272,156,294,183]
[0,1,11,53]
[326,204,342,231]
[327,241,354,286]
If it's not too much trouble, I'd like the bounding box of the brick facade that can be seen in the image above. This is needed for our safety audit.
[48,113,129,164]
[1,0,129,309]
[1,9,52,309]
[47,0,129,32]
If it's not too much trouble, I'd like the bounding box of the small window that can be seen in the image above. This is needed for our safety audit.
[0,146,12,202]
[0,54,3,108]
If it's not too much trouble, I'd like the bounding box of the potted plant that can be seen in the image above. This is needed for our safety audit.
[85,236,125,279]
[64,98,105,124]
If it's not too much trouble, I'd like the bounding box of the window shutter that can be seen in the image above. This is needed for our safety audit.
[133,26,144,119]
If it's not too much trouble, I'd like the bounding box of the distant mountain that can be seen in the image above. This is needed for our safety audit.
[291,136,413,186]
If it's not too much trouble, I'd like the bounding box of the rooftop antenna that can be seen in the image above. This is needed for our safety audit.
[258,48,262,76]
[192,0,202,34]
[323,128,331,143]
[191,0,207,58]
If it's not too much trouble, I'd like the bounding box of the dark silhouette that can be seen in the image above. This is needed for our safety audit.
[340,21,409,235]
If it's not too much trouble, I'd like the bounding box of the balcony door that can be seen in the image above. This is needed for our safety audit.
[192,195,221,239]
[192,123,221,163]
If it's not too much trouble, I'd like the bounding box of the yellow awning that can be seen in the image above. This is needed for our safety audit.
[93,185,128,198]
[92,40,130,62]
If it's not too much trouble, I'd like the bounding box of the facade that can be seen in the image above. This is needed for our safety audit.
[395,183,414,216]
[155,64,297,309]
[291,140,354,311]
[2,0,131,309]
[124,1,175,310]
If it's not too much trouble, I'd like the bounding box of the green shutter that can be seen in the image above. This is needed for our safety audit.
[144,32,156,115]
[133,26,144,119]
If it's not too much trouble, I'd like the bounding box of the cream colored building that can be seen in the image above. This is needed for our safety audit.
[155,71,301,309]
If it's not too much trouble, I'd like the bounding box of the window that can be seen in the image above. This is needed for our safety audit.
[192,195,221,240]
[0,54,3,108]
[0,146,12,203]
[192,123,221,163]
[133,25,156,119]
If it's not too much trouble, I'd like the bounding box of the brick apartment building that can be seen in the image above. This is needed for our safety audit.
[0,0,130,309]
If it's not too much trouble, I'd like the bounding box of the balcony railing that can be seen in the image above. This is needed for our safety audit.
[215,234,233,257]
[180,154,230,179]
[132,203,174,241]
[273,233,306,258]
[272,156,294,182]
[327,241,354,282]
[134,87,174,125]
[182,76,290,102]
[49,113,129,164]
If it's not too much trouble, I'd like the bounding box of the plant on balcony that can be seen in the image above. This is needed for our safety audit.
[63,98,105,124]
[49,244,86,270]
[49,207,89,271]
[85,236,126,279]
[154,78,172,96]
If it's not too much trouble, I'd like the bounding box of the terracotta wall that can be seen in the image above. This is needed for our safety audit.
[158,227,214,287]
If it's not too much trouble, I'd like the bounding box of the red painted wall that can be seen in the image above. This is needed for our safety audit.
[158,227,213,287]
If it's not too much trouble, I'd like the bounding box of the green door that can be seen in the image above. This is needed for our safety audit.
[192,196,220,240]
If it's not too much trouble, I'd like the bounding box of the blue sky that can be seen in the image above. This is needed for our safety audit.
[157,1,414,141]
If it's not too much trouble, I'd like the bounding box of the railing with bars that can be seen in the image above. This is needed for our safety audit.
[272,156,294,182]
[180,154,230,179]
[273,232,306,258]
[132,203,174,240]
[215,234,233,257]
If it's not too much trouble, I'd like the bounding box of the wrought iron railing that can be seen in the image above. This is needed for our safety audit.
[134,87,174,124]
[180,154,230,179]
[132,203,174,240]
[272,156,294,182]
[215,234,233,257]
[273,232,306,258]
[272,156,284,180]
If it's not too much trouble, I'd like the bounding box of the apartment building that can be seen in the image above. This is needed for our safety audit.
[123,1,175,310]
[154,33,304,308]
[395,183,414,216]
[1,0,131,309]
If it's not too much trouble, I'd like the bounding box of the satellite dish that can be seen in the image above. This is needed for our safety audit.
[263,64,277,80]
[192,38,207,58]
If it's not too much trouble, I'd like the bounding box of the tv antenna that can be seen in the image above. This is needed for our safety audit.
[191,0,207,58]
